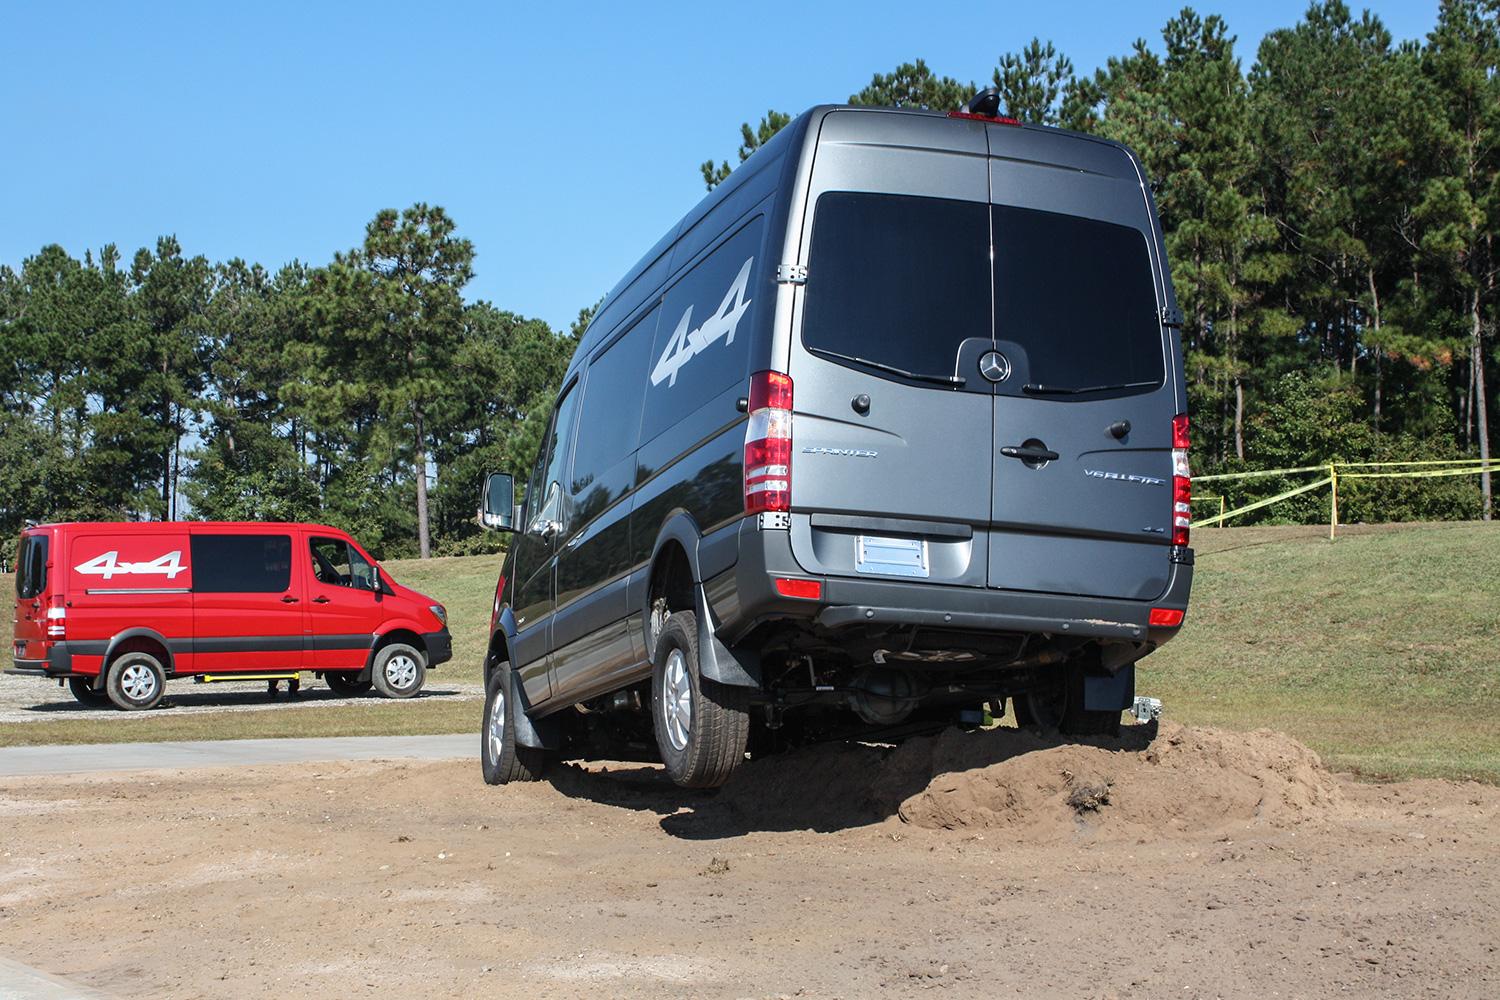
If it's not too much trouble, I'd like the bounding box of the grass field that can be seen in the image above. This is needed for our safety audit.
[4,524,1497,781]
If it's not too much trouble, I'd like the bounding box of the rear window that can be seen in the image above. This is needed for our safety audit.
[801,192,989,379]
[801,192,1164,394]
[16,534,48,599]
[190,534,292,593]
[993,205,1164,394]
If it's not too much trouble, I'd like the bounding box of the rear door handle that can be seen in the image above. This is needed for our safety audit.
[312,596,330,604]
[1000,445,1060,462]
[281,595,300,604]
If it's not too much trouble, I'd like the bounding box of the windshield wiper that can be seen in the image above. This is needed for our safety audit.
[1022,380,1158,396]
[811,348,966,387]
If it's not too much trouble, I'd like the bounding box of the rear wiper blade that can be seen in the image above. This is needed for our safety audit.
[810,348,966,387]
[1022,380,1157,396]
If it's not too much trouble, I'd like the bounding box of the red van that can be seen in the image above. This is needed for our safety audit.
[9,522,451,710]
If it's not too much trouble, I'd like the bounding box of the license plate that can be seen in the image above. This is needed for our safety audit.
[855,535,929,578]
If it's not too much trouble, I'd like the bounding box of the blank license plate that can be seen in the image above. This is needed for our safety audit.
[855,535,929,578]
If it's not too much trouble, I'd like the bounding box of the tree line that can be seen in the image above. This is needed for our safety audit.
[2,1,1495,565]
[706,0,1499,522]
[0,206,579,562]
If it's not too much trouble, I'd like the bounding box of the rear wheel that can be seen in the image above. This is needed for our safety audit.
[105,651,166,711]
[371,643,425,699]
[1014,661,1120,738]
[481,666,547,784]
[324,671,372,697]
[651,610,749,788]
[68,676,110,707]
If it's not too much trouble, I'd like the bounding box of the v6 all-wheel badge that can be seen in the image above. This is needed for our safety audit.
[979,350,1011,383]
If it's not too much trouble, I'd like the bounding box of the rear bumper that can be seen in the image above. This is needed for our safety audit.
[422,629,453,668]
[719,516,1193,646]
[8,642,77,677]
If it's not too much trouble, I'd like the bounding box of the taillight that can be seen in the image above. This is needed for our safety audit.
[1149,607,1185,628]
[744,371,793,514]
[947,110,1023,126]
[1172,413,1191,547]
[46,598,66,639]
[773,577,822,600]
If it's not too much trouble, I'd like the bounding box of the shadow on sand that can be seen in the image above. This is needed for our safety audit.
[547,723,1158,840]
[19,687,471,715]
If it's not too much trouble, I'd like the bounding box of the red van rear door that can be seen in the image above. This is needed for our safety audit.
[188,529,306,672]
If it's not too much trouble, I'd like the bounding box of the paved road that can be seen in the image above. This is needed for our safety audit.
[0,733,475,777]
[0,957,106,999]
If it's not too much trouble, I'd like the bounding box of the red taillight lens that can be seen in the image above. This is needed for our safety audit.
[1149,607,1185,628]
[745,371,793,515]
[1172,412,1191,546]
[46,597,66,639]
[774,577,822,600]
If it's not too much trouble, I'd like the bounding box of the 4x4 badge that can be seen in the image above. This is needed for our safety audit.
[979,351,1011,383]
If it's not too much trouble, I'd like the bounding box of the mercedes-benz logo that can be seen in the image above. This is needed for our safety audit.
[979,350,1011,383]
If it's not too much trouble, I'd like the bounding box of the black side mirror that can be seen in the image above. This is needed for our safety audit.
[480,472,516,531]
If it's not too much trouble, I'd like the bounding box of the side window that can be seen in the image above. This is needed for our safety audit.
[190,534,292,593]
[310,536,375,591]
[533,381,581,528]
[641,216,764,443]
[571,306,656,498]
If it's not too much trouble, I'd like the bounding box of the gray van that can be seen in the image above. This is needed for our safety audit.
[478,94,1193,788]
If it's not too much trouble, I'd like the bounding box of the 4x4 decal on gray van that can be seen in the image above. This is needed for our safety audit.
[650,257,754,388]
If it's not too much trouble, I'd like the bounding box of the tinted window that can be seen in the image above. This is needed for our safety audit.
[572,307,656,497]
[532,382,580,527]
[310,536,376,591]
[802,192,989,378]
[191,534,292,593]
[16,534,47,599]
[993,205,1163,393]
[642,217,764,442]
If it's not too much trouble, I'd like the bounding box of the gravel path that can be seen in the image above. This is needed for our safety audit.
[0,671,484,724]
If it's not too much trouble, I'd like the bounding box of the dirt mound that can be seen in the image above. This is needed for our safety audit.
[718,722,1342,839]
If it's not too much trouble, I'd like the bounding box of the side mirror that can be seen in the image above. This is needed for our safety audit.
[480,472,516,531]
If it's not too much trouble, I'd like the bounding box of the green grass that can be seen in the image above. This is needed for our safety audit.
[4,524,1498,782]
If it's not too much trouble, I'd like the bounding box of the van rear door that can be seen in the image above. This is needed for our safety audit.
[985,143,1176,601]
[12,530,51,661]
[787,114,996,588]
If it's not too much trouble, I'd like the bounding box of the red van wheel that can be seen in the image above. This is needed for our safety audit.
[105,652,167,711]
[371,644,426,699]
[67,676,111,707]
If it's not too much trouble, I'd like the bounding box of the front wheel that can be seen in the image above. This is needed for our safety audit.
[651,610,749,788]
[105,652,166,711]
[371,643,426,699]
[68,676,111,707]
[481,666,547,784]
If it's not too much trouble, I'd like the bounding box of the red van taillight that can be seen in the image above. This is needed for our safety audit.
[1172,413,1191,547]
[744,371,793,514]
[46,597,66,639]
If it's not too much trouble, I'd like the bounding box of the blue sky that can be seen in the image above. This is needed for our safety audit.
[2,1,1439,333]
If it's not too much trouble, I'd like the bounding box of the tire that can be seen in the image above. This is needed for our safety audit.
[1014,661,1119,738]
[105,651,166,711]
[651,610,749,788]
[481,666,547,784]
[370,643,426,699]
[324,671,373,697]
[68,676,110,707]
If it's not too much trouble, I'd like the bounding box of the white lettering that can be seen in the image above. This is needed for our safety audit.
[75,550,187,580]
[650,257,754,388]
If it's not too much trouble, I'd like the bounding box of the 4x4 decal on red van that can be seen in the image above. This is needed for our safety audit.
[650,257,754,388]
[75,550,187,580]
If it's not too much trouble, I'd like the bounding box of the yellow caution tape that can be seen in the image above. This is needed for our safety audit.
[1340,465,1500,480]
[1194,464,1328,483]
[1191,476,1333,527]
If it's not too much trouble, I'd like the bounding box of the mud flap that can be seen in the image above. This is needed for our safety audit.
[1083,663,1135,712]
[694,586,761,689]
[508,667,561,750]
